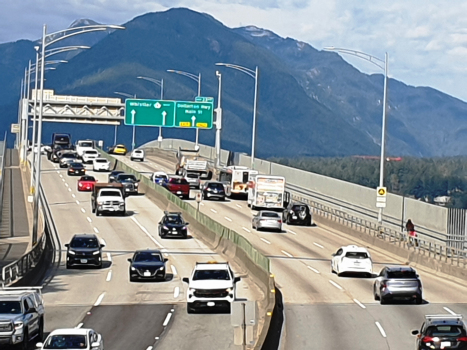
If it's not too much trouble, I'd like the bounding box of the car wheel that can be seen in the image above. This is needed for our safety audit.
[66,263,71,269]
[129,276,136,282]
[373,285,380,300]
[96,209,101,216]
[380,295,387,305]
[38,317,44,341]
[21,329,29,350]
[187,303,196,314]
[415,295,422,304]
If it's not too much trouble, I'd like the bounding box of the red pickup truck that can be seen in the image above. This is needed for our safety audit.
[162,176,190,199]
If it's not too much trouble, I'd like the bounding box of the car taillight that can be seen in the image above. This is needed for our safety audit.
[381,283,387,290]
[279,220,282,223]
[458,337,467,342]
[422,336,434,343]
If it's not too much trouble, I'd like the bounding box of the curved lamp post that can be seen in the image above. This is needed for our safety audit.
[114,92,136,150]
[167,69,201,147]
[32,23,124,244]
[137,76,164,141]
[215,63,259,170]
[324,47,388,224]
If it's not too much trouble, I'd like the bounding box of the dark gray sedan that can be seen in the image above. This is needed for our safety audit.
[252,211,282,232]
[373,266,423,304]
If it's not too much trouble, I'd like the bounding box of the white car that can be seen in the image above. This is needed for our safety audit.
[93,158,110,172]
[82,149,100,164]
[151,171,168,185]
[130,149,145,161]
[76,140,95,158]
[331,245,373,277]
[36,328,104,349]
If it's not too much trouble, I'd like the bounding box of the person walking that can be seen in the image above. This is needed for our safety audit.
[406,219,418,246]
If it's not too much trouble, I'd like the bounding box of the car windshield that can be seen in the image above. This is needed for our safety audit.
[95,159,107,163]
[100,190,121,197]
[261,212,280,218]
[61,154,76,159]
[0,301,22,314]
[345,252,369,259]
[70,163,84,168]
[44,335,87,349]
[118,175,136,181]
[186,173,199,179]
[70,237,99,248]
[134,252,162,262]
[166,215,183,224]
[170,178,188,184]
[426,325,465,337]
[84,151,97,155]
[292,205,307,211]
[193,269,230,280]
[207,183,224,189]
[155,175,167,179]
[387,270,417,279]
[80,176,95,181]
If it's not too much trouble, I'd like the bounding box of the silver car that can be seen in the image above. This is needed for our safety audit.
[373,266,423,304]
[184,171,201,189]
[252,211,282,232]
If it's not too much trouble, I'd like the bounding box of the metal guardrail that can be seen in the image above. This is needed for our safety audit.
[292,193,467,269]
[0,185,52,286]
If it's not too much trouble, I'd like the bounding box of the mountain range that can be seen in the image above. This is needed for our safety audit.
[1,8,466,158]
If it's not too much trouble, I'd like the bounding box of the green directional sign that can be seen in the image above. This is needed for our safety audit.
[195,96,214,103]
[175,101,213,129]
[125,99,175,127]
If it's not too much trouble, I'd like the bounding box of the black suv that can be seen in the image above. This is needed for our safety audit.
[412,315,467,349]
[283,201,312,226]
[108,170,124,182]
[128,249,168,282]
[201,181,226,201]
[113,173,140,195]
[65,234,105,269]
[158,212,189,239]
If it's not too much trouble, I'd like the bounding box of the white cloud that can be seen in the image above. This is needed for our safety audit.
[2,0,467,100]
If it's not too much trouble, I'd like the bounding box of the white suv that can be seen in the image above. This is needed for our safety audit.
[182,261,240,314]
[82,149,100,164]
[331,245,373,277]
[130,149,145,161]
[93,158,110,172]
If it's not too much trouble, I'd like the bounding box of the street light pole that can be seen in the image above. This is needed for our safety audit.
[215,63,259,170]
[215,71,222,167]
[323,47,389,224]
[136,76,164,141]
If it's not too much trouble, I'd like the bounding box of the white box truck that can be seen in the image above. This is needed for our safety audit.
[247,175,286,210]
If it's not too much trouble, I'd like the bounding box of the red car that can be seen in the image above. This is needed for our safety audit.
[77,175,97,192]
[162,176,190,199]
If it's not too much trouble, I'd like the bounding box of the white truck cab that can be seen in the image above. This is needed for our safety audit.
[76,140,95,158]
[182,261,240,314]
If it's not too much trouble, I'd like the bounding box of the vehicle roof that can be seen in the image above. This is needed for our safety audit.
[425,315,464,326]
[385,265,415,272]
[195,262,230,270]
[133,149,144,152]
[94,158,108,161]
[153,171,167,175]
[79,176,95,181]
[110,170,124,174]
[71,233,98,240]
[49,328,92,336]
[116,173,136,177]
[205,181,223,185]
[164,211,182,216]
[70,163,84,167]
[291,201,307,206]
[0,294,26,301]
[134,249,162,254]
[341,245,369,253]
[115,144,126,147]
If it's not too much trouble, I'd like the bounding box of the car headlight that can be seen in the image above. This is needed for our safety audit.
[97,200,103,205]
[135,183,139,187]
[182,227,187,230]
[14,321,23,330]
[92,251,100,255]
[226,288,233,292]
[159,266,165,271]
[189,288,196,293]
[68,250,76,255]
[163,226,169,230]
[130,267,136,271]
[206,188,212,191]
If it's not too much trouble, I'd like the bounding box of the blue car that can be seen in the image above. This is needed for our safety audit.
[152,171,168,185]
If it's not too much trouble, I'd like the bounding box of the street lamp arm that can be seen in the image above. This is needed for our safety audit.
[215,63,256,79]
[137,76,162,87]
[45,25,124,48]
[114,91,134,99]
[323,47,385,71]
[166,69,199,82]
[29,60,68,71]
[44,46,90,57]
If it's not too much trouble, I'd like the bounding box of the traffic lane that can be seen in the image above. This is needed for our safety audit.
[80,304,174,350]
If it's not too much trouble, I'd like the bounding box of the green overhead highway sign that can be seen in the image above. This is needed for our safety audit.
[195,96,214,103]
[124,98,213,129]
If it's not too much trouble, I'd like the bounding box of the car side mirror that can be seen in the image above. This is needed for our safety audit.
[100,244,105,248]
[27,307,37,314]
[331,253,335,257]
[182,277,189,283]
[234,277,241,283]
[411,330,419,336]
[127,258,132,263]
[91,342,100,349]
[65,243,69,248]
[164,258,168,262]
[185,222,190,226]
[137,179,141,182]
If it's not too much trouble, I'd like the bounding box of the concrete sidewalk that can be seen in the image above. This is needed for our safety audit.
[0,149,32,269]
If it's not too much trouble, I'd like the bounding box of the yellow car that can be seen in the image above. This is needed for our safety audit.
[109,144,127,155]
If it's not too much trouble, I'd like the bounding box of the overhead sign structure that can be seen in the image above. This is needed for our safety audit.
[125,98,213,129]
[376,186,387,208]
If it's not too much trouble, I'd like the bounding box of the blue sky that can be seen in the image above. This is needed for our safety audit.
[3,0,467,101]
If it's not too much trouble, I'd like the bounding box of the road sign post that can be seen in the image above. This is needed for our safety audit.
[376,186,387,208]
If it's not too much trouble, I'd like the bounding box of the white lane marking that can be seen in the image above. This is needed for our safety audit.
[236,204,242,208]
[171,265,178,276]
[353,299,366,309]
[62,178,65,182]
[72,194,76,198]
[131,216,164,248]
[375,322,387,338]
[65,183,69,187]
[162,312,173,327]
[242,227,251,233]
[81,208,86,213]
[93,227,99,234]
[174,287,180,298]
[68,188,72,192]
[307,266,320,274]
[76,200,80,205]
[59,174,63,178]
[281,250,293,258]
[200,202,205,206]
[106,271,112,282]
[443,307,457,315]
[287,229,297,235]
[94,292,105,306]
[57,171,60,174]
[146,347,153,350]
[106,252,112,262]
[260,238,271,245]
[224,216,232,222]
[210,208,217,213]
[313,242,324,249]
[75,323,83,329]
[86,216,92,223]
[329,280,343,290]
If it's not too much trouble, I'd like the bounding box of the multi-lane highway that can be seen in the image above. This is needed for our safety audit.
[116,148,467,349]
[37,154,262,350]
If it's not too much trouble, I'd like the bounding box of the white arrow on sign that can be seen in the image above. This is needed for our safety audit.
[191,116,196,127]
[131,110,136,124]
[162,111,167,126]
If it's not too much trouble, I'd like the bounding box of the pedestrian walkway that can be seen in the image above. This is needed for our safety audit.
[0,149,31,269]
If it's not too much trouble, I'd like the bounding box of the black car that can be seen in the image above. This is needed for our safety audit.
[108,170,124,182]
[49,144,73,162]
[67,162,86,176]
[201,181,226,201]
[412,314,467,349]
[128,250,168,282]
[65,234,105,268]
[114,173,140,195]
[283,201,312,226]
[59,152,78,168]
[158,211,190,238]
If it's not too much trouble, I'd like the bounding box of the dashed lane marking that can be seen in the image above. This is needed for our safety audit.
[94,293,105,306]
[86,217,92,223]
[106,271,112,282]
[224,217,232,222]
[329,280,343,290]
[174,287,180,298]
[68,188,72,192]
[72,194,76,198]
[307,266,320,274]
[81,208,86,213]
[260,238,271,245]
[375,322,387,338]
[281,250,293,258]
[313,242,324,249]
[443,307,457,315]
[353,299,366,309]
[93,227,99,234]
[75,323,83,329]
[287,229,297,235]
[65,183,69,187]
[76,200,80,205]
[236,204,242,209]
[162,312,173,327]
[210,209,217,213]
[242,227,251,233]
[171,265,178,276]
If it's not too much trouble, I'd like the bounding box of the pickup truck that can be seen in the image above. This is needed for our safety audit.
[112,173,140,195]
[76,139,95,158]
[0,287,45,348]
[162,176,190,199]
[91,183,126,216]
